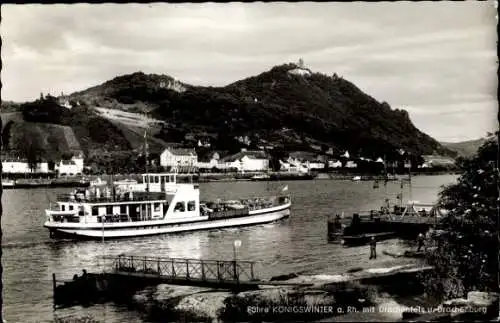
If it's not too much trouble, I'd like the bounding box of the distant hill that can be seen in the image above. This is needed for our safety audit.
[441,138,487,158]
[67,63,456,160]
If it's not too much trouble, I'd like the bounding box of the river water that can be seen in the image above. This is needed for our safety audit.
[1,175,457,322]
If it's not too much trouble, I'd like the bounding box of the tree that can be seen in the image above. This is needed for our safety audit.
[11,125,44,172]
[422,133,499,302]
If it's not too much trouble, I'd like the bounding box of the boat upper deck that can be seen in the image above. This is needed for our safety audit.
[56,191,166,204]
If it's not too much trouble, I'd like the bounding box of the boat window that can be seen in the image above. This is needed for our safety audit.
[174,202,185,212]
[61,205,66,211]
[187,201,196,211]
[69,205,74,211]
[155,176,159,183]
[120,205,127,214]
[154,203,161,212]
[106,206,113,215]
[163,203,168,215]
[92,207,98,216]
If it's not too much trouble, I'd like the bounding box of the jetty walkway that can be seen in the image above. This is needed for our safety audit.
[53,254,434,308]
[53,254,315,307]
[103,254,263,289]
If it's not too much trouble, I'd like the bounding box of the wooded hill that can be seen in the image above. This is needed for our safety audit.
[2,63,457,168]
[67,63,456,160]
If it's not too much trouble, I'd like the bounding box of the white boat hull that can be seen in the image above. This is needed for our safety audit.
[44,203,291,239]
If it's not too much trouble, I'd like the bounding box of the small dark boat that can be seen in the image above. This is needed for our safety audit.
[338,202,445,246]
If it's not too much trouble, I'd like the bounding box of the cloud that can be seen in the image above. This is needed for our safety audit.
[1,2,497,142]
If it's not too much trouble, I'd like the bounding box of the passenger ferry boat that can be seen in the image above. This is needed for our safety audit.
[44,173,291,239]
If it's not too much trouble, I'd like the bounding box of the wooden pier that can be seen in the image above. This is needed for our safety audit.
[52,254,436,310]
[53,254,315,307]
[103,254,260,289]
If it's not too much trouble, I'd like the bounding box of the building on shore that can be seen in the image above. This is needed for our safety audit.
[287,151,326,172]
[160,147,198,172]
[220,150,270,172]
[345,160,358,169]
[328,160,343,168]
[56,154,84,176]
[1,157,50,174]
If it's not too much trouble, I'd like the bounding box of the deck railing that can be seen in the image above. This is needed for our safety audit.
[103,255,258,283]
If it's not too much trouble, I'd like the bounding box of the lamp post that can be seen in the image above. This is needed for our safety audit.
[101,214,105,245]
[233,239,242,287]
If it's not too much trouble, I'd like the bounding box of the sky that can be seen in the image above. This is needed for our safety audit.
[1,2,498,142]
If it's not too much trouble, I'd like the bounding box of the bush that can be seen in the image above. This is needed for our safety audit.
[422,133,499,302]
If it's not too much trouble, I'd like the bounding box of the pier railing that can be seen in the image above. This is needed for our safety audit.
[102,255,258,283]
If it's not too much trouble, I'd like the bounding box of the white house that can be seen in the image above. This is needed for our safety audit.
[286,153,325,172]
[328,160,343,168]
[306,161,325,170]
[221,150,269,172]
[196,152,222,170]
[280,159,307,173]
[56,155,84,176]
[345,161,358,168]
[160,148,198,168]
[1,158,49,173]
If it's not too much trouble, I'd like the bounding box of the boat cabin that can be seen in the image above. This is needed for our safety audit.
[47,173,202,224]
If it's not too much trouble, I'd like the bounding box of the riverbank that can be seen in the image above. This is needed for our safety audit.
[2,170,458,189]
[128,264,434,322]
[42,170,458,185]
[53,263,434,322]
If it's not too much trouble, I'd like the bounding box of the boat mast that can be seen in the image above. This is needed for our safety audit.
[144,126,150,192]
[399,178,404,208]
[383,154,388,195]
[408,153,413,203]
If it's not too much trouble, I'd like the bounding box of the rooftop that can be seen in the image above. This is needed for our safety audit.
[221,150,269,162]
[163,147,197,156]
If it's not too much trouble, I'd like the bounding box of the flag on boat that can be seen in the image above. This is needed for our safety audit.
[281,185,288,192]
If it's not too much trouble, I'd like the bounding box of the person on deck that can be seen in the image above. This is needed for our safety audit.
[417,233,425,252]
[369,237,377,259]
